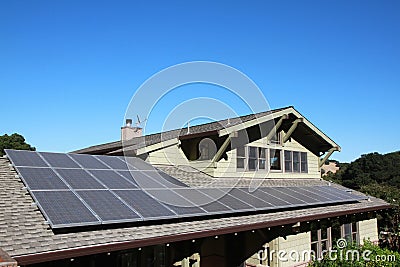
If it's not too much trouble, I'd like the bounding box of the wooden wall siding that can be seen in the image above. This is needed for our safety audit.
[146,131,322,179]
[358,218,379,245]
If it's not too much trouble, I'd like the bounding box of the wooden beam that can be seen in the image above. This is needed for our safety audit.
[282,118,303,143]
[211,134,234,163]
[319,147,340,167]
[266,114,288,144]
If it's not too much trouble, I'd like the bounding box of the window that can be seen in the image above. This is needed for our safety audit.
[343,223,358,244]
[269,149,281,170]
[331,219,342,242]
[236,147,246,169]
[310,222,332,259]
[284,151,292,172]
[283,150,308,173]
[237,147,267,171]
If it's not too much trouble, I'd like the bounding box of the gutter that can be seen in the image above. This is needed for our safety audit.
[14,203,391,265]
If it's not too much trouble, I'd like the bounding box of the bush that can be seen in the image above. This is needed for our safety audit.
[308,240,400,267]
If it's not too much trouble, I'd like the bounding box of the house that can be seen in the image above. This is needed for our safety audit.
[321,160,340,176]
[0,106,390,267]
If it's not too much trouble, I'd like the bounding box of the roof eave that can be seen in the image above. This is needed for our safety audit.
[13,203,391,265]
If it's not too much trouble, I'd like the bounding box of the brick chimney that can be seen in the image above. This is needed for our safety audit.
[121,119,142,140]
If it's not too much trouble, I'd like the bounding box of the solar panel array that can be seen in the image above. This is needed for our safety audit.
[5,149,367,229]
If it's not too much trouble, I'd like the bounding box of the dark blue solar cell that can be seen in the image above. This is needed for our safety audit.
[56,169,106,189]
[89,170,137,189]
[32,191,100,227]
[17,167,68,190]
[5,150,48,167]
[172,188,232,213]
[69,153,110,169]
[95,155,130,170]
[229,188,274,209]
[39,152,80,168]
[77,190,142,222]
[125,157,156,171]
[114,189,176,218]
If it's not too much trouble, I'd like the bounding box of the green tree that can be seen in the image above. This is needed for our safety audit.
[0,133,35,156]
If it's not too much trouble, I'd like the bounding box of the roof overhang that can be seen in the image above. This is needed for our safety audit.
[13,202,390,265]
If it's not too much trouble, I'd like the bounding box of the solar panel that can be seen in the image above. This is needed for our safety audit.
[259,187,307,205]
[31,190,100,228]
[172,188,232,213]
[199,188,255,211]
[17,167,68,190]
[293,187,335,202]
[95,155,130,170]
[5,149,368,229]
[69,153,110,169]
[114,190,176,219]
[56,169,106,189]
[229,188,274,209]
[123,171,166,189]
[156,171,189,187]
[146,189,206,216]
[89,170,137,189]
[276,187,320,203]
[40,152,80,168]
[76,190,142,222]
[249,188,291,206]
[5,149,48,167]
[125,157,156,171]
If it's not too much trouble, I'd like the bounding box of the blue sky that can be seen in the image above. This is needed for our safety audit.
[1,0,399,162]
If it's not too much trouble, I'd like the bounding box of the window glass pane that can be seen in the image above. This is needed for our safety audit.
[293,152,300,172]
[248,159,257,171]
[270,149,281,170]
[311,230,319,242]
[237,158,245,169]
[259,148,266,170]
[311,243,319,256]
[259,159,266,170]
[284,151,292,172]
[352,233,357,243]
[249,147,257,158]
[331,220,341,241]
[237,147,245,157]
[344,223,352,240]
[322,240,328,252]
[321,228,328,240]
[301,152,308,173]
[259,148,266,159]
[352,222,357,232]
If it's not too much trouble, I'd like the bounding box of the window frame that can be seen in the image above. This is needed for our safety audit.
[283,150,308,173]
[236,146,268,172]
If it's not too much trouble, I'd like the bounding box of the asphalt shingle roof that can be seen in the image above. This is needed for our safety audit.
[73,106,292,155]
[0,157,390,263]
